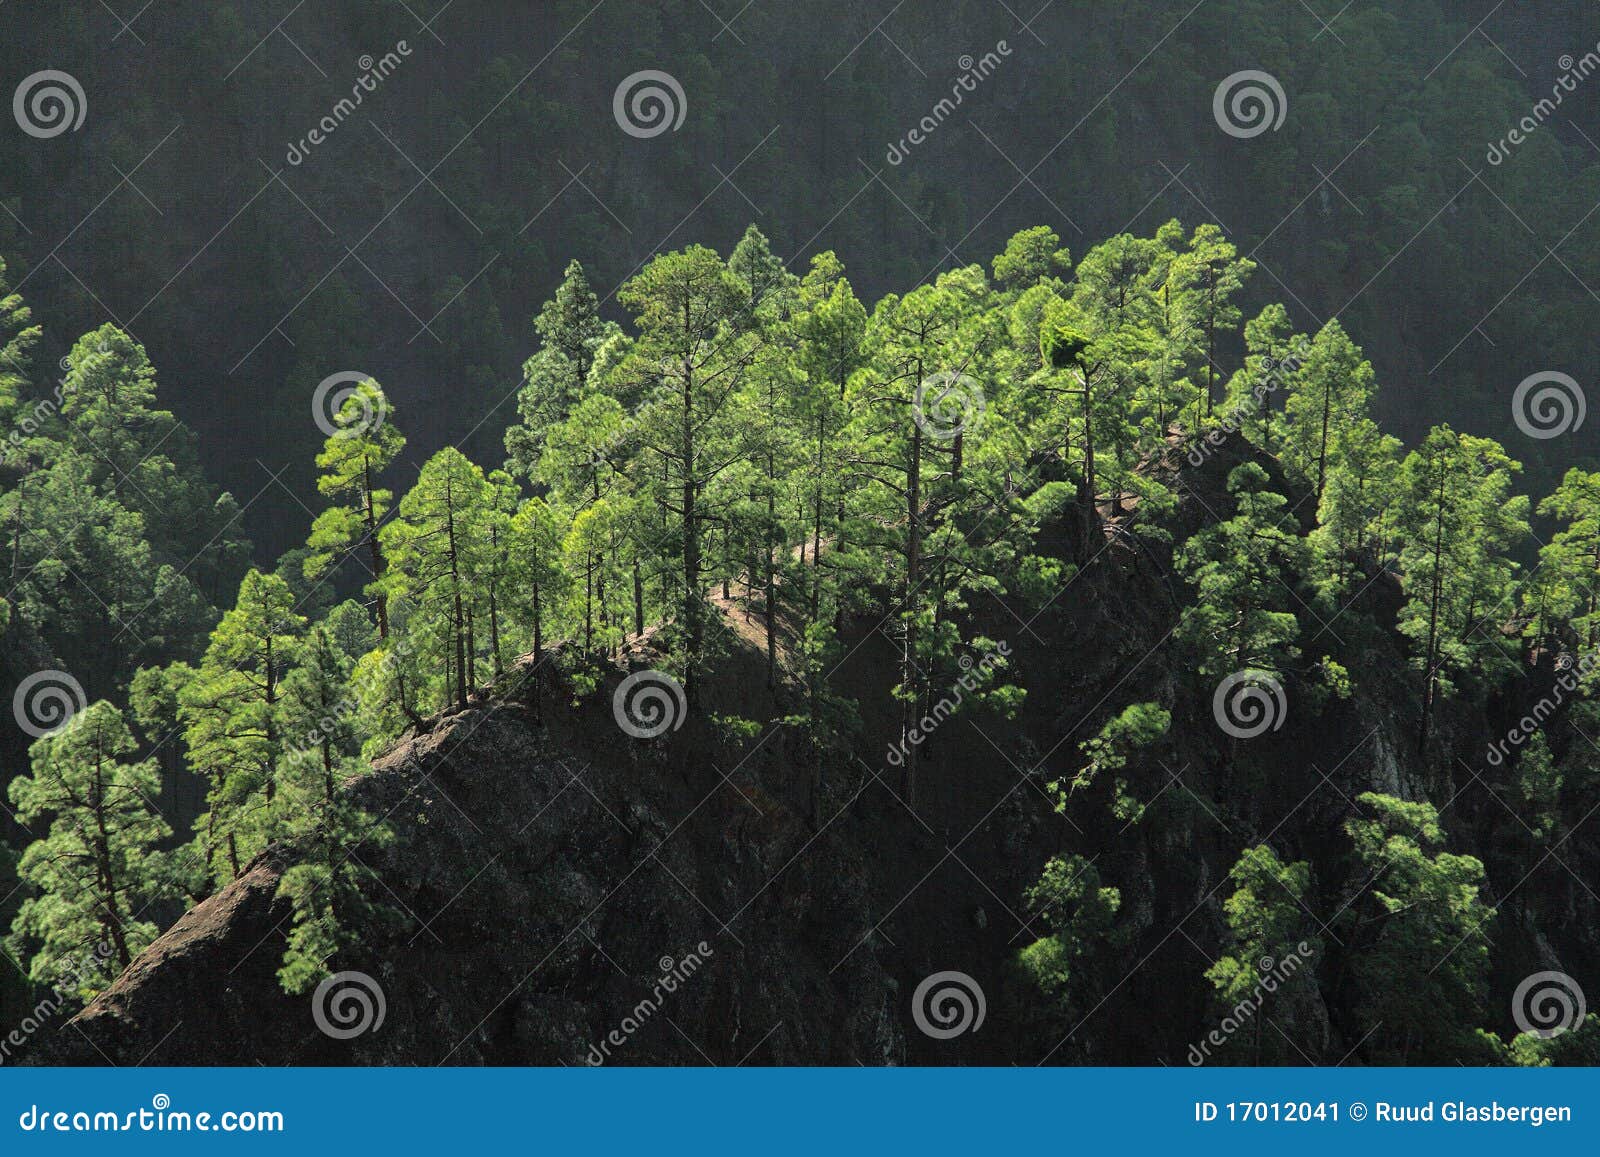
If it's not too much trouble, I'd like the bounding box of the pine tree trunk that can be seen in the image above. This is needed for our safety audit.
[365,457,389,640]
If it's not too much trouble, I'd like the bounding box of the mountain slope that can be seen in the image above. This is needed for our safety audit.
[31,436,1592,1066]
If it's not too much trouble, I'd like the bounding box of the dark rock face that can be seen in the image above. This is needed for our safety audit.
[50,697,905,1065]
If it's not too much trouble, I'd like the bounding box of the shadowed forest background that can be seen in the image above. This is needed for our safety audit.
[2,1,1597,563]
[2,0,1600,1066]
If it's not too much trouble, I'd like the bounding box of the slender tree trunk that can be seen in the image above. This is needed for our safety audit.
[446,474,467,708]
[583,555,594,652]
[813,412,826,623]
[364,457,389,640]
[263,610,279,837]
[766,469,777,688]
[486,527,503,680]
[10,469,26,581]
[902,411,923,806]
[1316,384,1332,503]
[682,358,702,699]
[1205,269,1217,416]
[1417,457,1449,752]
[633,559,645,640]
[1081,368,1097,515]
[91,753,132,968]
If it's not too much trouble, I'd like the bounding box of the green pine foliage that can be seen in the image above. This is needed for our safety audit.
[6,701,172,992]
[5,216,1599,1055]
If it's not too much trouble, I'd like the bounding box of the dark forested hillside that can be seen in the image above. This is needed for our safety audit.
[3,0,1600,1070]
[1,1,1597,561]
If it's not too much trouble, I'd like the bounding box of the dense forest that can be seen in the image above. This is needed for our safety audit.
[4,216,1599,1064]
[2,0,1599,1066]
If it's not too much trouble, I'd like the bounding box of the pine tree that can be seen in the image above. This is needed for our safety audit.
[504,259,618,481]
[1310,415,1401,606]
[844,266,1012,803]
[7,701,171,990]
[304,379,405,639]
[1396,426,1529,750]
[1168,224,1255,416]
[1218,304,1299,451]
[793,258,867,619]
[273,620,390,994]
[509,496,572,715]
[0,255,42,444]
[380,448,489,710]
[178,569,306,881]
[1016,854,1129,1046]
[55,325,250,595]
[1530,468,1600,649]
[1282,319,1376,502]
[1204,845,1324,1064]
[277,622,361,805]
[991,225,1072,293]
[1177,463,1306,677]
[1339,793,1501,1063]
[616,245,757,696]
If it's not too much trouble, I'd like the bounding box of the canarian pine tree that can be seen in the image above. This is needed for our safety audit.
[179,568,306,881]
[305,379,406,639]
[1205,845,1324,1064]
[1529,468,1600,650]
[990,225,1071,293]
[509,496,572,715]
[273,620,390,995]
[6,700,171,990]
[56,325,250,596]
[1167,224,1254,416]
[504,259,619,482]
[379,447,489,711]
[1281,319,1377,503]
[845,267,1009,803]
[1176,462,1307,677]
[1310,414,1401,606]
[1396,426,1529,751]
[615,245,758,696]
[1339,793,1500,1063]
